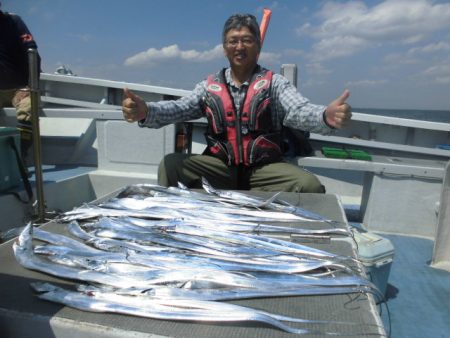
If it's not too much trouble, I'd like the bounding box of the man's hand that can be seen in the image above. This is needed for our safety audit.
[122,88,148,123]
[324,90,352,129]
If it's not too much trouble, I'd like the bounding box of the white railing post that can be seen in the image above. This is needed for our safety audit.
[280,64,298,88]
[432,160,450,271]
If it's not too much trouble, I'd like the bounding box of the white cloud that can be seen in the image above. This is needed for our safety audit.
[301,0,450,60]
[257,1,284,13]
[124,44,223,66]
[383,52,420,66]
[283,48,307,57]
[435,76,450,84]
[311,35,370,61]
[415,61,450,84]
[306,62,332,76]
[316,0,450,41]
[259,51,282,64]
[346,79,388,87]
[408,41,450,55]
[422,63,450,76]
[125,44,282,66]
[295,23,312,37]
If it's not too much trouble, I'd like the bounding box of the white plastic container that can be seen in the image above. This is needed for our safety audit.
[353,230,395,296]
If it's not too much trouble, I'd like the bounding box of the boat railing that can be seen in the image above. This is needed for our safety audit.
[1,69,449,181]
[38,71,450,155]
[1,70,450,239]
[2,68,449,168]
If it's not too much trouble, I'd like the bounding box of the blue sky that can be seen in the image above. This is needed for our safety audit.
[3,0,450,110]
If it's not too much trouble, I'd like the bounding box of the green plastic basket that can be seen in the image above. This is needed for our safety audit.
[321,147,371,161]
[348,149,372,161]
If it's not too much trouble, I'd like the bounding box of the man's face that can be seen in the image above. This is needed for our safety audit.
[223,26,260,70]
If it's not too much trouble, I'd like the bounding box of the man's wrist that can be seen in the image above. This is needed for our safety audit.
[322,109,335,129]
[137,106,148,121]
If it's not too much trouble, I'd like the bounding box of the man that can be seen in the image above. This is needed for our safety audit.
[122,13,351,193]
[0,3,41,160]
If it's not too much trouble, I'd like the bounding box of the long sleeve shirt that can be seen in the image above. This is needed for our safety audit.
[0,11,40,90]
[140,66,333,135]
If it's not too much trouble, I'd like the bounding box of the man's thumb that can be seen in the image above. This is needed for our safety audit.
[123,87,138,100]
[336,89,350,105]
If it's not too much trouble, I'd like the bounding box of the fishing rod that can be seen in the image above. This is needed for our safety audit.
[259,8,272,47]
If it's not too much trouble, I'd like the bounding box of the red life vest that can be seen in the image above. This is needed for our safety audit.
[203,67,282,167]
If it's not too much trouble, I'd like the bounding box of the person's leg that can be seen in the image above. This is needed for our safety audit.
[0,90,16,108]
[249,161,325,193]
[158,153,238,189]
[0,89,32,160]
[12,89,32,122]
[12,90,33,160]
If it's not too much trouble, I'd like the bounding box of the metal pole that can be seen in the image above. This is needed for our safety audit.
[28,48,45,223]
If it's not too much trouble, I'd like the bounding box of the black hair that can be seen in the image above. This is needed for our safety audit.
[222,13,261,46]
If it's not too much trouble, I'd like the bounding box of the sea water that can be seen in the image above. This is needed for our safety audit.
[355,108,450,123]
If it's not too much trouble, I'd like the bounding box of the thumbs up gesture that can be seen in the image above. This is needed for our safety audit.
[324,89,352,129]
[122,88,148,123]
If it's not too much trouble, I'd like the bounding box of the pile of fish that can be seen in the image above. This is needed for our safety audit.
[13,179,385,336]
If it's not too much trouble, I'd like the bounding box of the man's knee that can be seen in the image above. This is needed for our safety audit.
[158,153,189,186]
[157,161,168,187]
[299,177,325,193]
[290,172,325,193]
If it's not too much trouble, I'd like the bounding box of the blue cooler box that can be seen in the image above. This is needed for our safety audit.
[353,229,395,296]
[0,127,21,192]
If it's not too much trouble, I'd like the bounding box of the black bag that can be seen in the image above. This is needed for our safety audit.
[281,127,313,158]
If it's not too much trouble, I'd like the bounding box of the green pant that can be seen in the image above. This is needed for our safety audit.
[158,153,325,193]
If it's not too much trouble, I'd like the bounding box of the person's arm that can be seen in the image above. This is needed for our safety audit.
[10,13,41,76]
[11,15,37,49]
[271,74,351,134]
[122,80,207,128]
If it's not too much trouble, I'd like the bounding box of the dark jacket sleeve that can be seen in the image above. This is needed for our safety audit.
[10,13,41,74]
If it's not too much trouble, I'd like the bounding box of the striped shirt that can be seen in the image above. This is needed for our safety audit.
[142,66,333,135]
